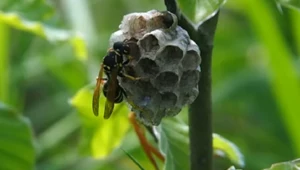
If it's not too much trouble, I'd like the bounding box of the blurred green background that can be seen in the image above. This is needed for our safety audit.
[1,0,300,169]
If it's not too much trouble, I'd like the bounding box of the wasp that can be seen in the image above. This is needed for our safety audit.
[92,40,164,170]
[92,40,139,118]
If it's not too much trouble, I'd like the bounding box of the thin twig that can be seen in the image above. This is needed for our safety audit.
[164,1,220,170]
[164,0,178,16]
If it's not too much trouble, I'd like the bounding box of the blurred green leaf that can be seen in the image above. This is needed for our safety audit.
[0,102,35,170]
[177,0,226,26]
[242,0,300,156]
[0,11,87,60]
[227,166,242,170]
[213,133,244,167]
[276,0,300,10]
[0,21,9,103]
[37,112,80,157]
[263,158,300,170]
[0,0,54,21]
[70,85,130,158]
[290,8,300,56]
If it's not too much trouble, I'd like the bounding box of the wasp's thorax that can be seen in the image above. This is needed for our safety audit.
[102,41,131,75]
[113,41,130,55]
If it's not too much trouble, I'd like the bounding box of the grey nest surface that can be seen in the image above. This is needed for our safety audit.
[110,10,201,126]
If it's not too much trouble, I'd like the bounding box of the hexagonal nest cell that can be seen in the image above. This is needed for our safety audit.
[110,10,201,126]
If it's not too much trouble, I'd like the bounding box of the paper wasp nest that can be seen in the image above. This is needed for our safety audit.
[110,10,201,126]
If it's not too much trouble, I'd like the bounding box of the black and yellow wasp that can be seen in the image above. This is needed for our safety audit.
[92,40,165,170]
[92,40,138,119]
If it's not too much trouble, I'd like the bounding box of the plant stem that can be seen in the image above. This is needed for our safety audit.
[164,1,219,170]
[188,13,219,170]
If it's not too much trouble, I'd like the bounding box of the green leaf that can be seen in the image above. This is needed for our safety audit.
[290,7,300,55]
[276,0,300,10]
[158,118,190,170]
[122,148,145,170]
[0,11,87,60]
[227,166,242,170]
[0,0,88,60]
[0,102,35,170]
[263,158,300,170]
[0,0,54,21]
[70,85,130,158]
[242,0,300,156]
[213,134,244,167]
[177,0,226,26]
[37,112,80,156]
[0,21,9,103]
[158,117,244,170]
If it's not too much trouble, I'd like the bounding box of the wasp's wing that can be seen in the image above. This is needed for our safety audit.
[104,67,119,119]
[92,63,104,116]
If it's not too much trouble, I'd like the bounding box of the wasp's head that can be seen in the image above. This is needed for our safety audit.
[113,41,130,55]
[122,44,130,55]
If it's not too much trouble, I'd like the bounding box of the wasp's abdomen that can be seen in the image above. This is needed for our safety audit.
[103,82,124,103]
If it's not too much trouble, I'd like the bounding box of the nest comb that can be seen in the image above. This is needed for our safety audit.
[110,10,201,126]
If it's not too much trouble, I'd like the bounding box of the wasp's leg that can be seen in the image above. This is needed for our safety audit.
[119,72,141,81]
[129,112,165,170]
[123,59,130,65]
[124,73,141,81]
[122,54,134,65]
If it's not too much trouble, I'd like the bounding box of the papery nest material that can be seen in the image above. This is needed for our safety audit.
[110,10,201,126]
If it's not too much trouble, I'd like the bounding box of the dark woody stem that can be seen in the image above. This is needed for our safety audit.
[164,1,220,170]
